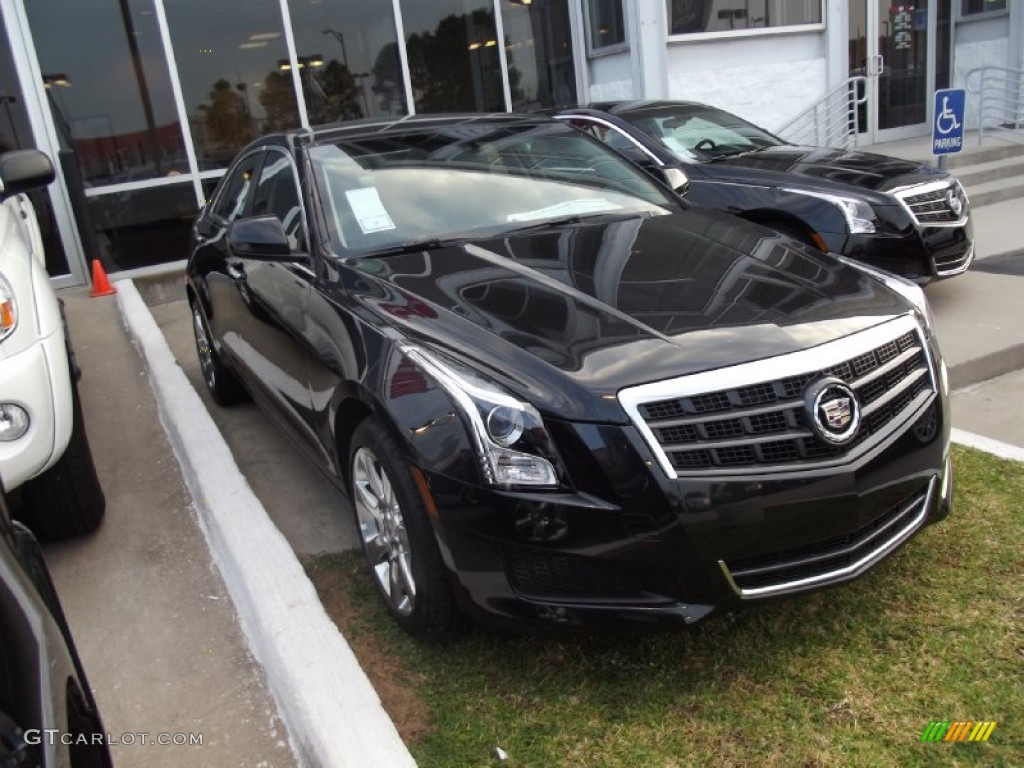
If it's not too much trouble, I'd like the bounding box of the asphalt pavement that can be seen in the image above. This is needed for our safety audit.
[43,159,1024,767]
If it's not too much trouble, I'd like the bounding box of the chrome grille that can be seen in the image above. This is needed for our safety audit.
[719,480,933,598]
[620,318,935,477]
[933,242,975,276]
[894,180,968,226]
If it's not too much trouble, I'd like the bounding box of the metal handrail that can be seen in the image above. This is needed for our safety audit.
[775,76,868,149]
[965,66,1024,145]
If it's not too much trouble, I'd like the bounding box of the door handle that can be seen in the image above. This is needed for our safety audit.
[876,54,884,76]
[226,261,245,280]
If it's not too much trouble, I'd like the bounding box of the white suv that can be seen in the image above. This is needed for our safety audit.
[0,149,104,538]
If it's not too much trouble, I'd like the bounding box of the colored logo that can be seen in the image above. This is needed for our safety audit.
[921,721,997,742]
[804,378,860,445]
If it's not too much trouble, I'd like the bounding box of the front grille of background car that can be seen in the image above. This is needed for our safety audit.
[722,483,930,593]
[501,543,679,603]
[895,181,968,225]
[932,242,974,275]
[632,329,932,475]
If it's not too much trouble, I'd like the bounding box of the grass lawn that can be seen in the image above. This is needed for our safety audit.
[304,445,1022,767]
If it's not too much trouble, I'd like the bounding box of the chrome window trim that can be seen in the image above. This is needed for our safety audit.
[618,314,927,479]
[718,476,935,599]
[890,179,970,228]
[553,114,665,166]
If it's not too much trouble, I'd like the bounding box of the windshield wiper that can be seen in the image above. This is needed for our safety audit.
[705,146,767,162]
[501,210,645,236]
[357,236,467,258]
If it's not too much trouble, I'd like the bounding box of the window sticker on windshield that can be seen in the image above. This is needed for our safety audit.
[345,187,396,233]
[507,199,622,222]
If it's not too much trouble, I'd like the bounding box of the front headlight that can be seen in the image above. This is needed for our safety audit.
[0,272,17,342]
[783,188,878,234]
[401,344,560,488]
[835,255,936,334]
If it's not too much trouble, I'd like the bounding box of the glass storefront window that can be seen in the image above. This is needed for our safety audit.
[960,0,1006,14]
[88,182,197,271]
[23,0,187,186]
[501,0,577,109]
[399,0,504,112]
[586,0,626,52]
[286,0,406,123]
[163,0,299,170]
[667,0,822,35]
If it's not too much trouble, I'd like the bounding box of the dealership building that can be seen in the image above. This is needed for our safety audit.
[0,0,1018,286]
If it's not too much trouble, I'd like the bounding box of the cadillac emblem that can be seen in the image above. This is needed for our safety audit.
[945,188,963,217]
[804,377,860,445]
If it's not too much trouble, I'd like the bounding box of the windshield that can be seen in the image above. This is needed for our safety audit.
[310,122,677,254]
[620,105,784,162]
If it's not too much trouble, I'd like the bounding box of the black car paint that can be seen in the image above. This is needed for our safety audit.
[0,485,111,767]
[186,116,950,629]
[553,102,973,282]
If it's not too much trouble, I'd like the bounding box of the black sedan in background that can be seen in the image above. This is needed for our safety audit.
[0,483,111,767]
[553,101,974,282]
[187,114,951,637]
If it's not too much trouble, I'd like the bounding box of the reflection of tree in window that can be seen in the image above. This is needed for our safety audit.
[400,12,514,112]
[260,71,300,132]
[197,80,250,164]
[303,60,366,124]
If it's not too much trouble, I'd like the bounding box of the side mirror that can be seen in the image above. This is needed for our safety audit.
[660,167,690,196]
[227,215,295,260]
[0,150,55,199]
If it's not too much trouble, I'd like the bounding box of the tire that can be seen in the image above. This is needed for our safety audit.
[191,300,248,406]
[349,417,463,638]
[18,377,105,540]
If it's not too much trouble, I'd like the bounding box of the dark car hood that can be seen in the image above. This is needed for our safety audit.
[705,144,947,198]
[345,208,913,422]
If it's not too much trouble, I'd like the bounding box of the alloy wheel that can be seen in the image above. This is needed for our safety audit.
[352,446,416,616]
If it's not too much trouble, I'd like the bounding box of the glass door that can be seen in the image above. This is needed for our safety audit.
[849,0,936,144]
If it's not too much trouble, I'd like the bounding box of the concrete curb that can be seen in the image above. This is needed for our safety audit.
[951,428,1024,463]
[114,280,416,768]
[946,341,1024,391]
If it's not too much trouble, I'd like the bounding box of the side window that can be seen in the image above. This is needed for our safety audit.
[210,153,260,223]
[569,118,634,152]
[251,151,306,252]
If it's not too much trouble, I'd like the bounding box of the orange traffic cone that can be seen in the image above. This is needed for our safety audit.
[89,259,116,297]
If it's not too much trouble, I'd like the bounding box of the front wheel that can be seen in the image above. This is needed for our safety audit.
[349,417,462,638]
[191,301,247,406]
[18,376,105,540]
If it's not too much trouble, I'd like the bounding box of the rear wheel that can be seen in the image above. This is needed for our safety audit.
[191,301,247,406]
[18,376,105,540]
[349,417,462,638]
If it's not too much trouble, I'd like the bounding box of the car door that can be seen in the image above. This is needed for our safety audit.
[194,150,262,348]
[225,146,317,446]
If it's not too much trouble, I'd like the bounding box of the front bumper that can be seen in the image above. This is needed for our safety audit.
[421,389,951,628]
[826,215,974,283]
[0,331,72,491]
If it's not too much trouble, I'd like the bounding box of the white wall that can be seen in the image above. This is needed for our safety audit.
[587,51,634,101]
[665,31,827,130]
[953,16,1010,129]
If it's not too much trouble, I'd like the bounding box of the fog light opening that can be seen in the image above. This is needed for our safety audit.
[0,403,29,441]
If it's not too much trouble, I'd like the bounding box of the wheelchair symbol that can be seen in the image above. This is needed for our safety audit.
[936,96,961,135]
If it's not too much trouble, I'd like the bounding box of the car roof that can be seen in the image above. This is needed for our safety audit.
[250,112,557,151]
[562,100,707,116]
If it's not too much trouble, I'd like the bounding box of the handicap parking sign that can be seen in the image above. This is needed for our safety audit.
[933,88,966,155]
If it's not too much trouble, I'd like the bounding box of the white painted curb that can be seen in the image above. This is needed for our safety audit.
[951,427,1024,463]
[115,280,416,768]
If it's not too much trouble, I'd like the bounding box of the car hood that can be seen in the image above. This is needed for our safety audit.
[345,208,913,422]
[705,144,947,199]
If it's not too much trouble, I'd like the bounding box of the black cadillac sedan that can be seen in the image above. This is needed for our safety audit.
[186,114,952,637]
[552,101,974,282]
